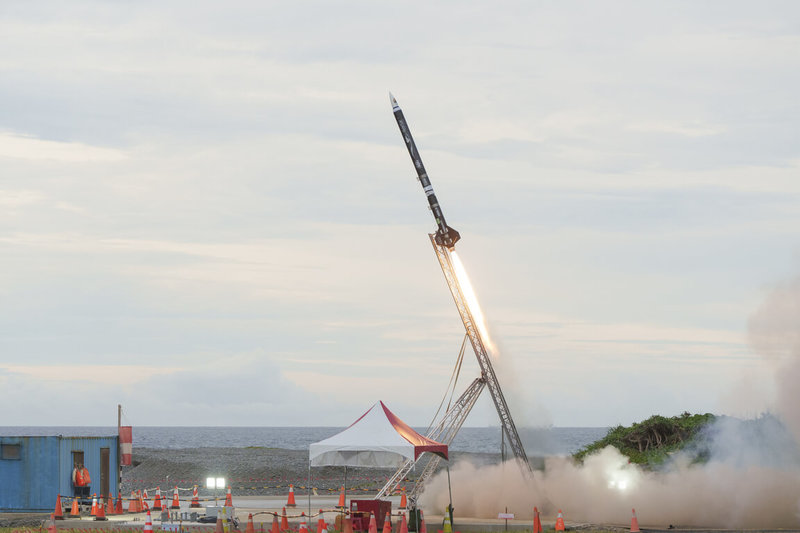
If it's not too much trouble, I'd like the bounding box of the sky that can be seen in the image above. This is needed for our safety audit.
[1,1,799,429]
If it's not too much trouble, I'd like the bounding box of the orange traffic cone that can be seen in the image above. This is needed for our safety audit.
[286,485,297,507]
[171,486,181,509]
[368,512,378,533]
[246,513,255,533]
[143,489,149,505]
[115,493,124,515]
[382,512,392,533]
[555,510,565,532]
[399,513,408,533]
[70,497,81,517]
[106,493,115,515]
[630,509,641,533]
[271,513,280,533]
[94,496,107,521]
[48,513,57,533]
[153,487,163,511]
[336,487,346,509]
[281,507,289,531]
[144,511,154,533]
[90,494,98,516]
[224,486,233,507]
[399,488,407,510]
[191,485,201,508]
[299,513,308,533]
[419,511,427,533]
[216,513,224,533]
[317,510,326,533]
[533,507,542,533]
[53,494,64,520]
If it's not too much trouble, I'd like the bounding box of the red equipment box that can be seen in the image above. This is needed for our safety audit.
[350,500,392,532]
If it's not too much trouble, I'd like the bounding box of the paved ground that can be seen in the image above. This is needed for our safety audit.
[6,495,800,533]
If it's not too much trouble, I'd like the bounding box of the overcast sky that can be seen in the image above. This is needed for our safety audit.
[1,1,798,429]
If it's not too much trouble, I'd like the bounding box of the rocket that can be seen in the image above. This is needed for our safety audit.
[390,93,461,249]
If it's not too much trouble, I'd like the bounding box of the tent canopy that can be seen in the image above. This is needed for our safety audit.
[309,401,448,467]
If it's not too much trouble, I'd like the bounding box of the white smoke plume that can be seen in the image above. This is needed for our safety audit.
[421,277,800,528]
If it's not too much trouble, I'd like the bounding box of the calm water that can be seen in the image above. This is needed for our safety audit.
[0,426,607,455]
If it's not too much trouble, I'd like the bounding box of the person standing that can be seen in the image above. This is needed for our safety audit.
[72,462,91,497]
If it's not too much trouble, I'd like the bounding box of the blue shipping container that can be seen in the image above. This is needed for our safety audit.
[0,435,119,512]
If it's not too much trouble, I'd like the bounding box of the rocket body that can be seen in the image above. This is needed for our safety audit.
[390,93,461,249]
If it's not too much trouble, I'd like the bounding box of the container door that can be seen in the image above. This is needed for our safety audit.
[101,448,110,497]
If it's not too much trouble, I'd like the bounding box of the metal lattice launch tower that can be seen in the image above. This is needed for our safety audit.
[377,95,531,504]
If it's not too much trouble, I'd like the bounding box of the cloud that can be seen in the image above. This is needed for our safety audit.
[0,132,127,162]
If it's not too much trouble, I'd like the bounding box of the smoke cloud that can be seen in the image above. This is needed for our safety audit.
[420,277,800,528]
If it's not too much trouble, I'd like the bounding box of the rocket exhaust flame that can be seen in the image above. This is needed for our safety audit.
[449,250,496,356]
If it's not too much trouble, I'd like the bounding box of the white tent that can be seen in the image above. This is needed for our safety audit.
[309,401,448,467]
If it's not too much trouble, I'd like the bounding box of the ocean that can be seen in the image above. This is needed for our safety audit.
[0,426,607,455]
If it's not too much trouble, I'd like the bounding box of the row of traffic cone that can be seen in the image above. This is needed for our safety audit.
[150,485,211,510]
[54,486,211,520]
[53,493,123,520]
[243,509,423,533]
[532,507,641,533]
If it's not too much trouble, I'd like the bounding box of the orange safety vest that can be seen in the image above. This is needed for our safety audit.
[74,468,85,486]
[81,467,91,485]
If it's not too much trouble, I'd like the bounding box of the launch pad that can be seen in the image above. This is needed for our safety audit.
[379,95,532,505]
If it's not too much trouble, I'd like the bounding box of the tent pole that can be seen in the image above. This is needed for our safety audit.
[342,465,347,527]
[308,462,312,517]
[446,466,453,528]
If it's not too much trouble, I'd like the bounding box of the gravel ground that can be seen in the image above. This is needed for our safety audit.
[121,448,503,497]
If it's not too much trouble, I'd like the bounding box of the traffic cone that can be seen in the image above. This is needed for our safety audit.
[399,488,407,510]
[630,509,640,533]
[171,486,181,509]
[90,494,98,516]
[299,513,308,533]
[419,511,427,533]
[399,513,408,533]
[143,489,149,504]
[225,486,233,507]
[70,497,81,517]
[153,487,163,511]
[115,493,124,515]
[271,513,280,533]
[246,513,255,533]
[336,487,346,510]
[53,494,64,520]
[94,495,107,521]
[106,493,115,515]
[281,507,289,531]
[191,485,201,508]
[442,507,452,533]
[128,491,138,513]
[382,512,392,533]
[318,510,326,533]
[216,513,224,533]
[144,511,154,533]
[533,507,542,533]
[368,512,377,533]
[555,510,565,532]
[343,518,354,533]
[286,485,297,507]
[48,514,57,533]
